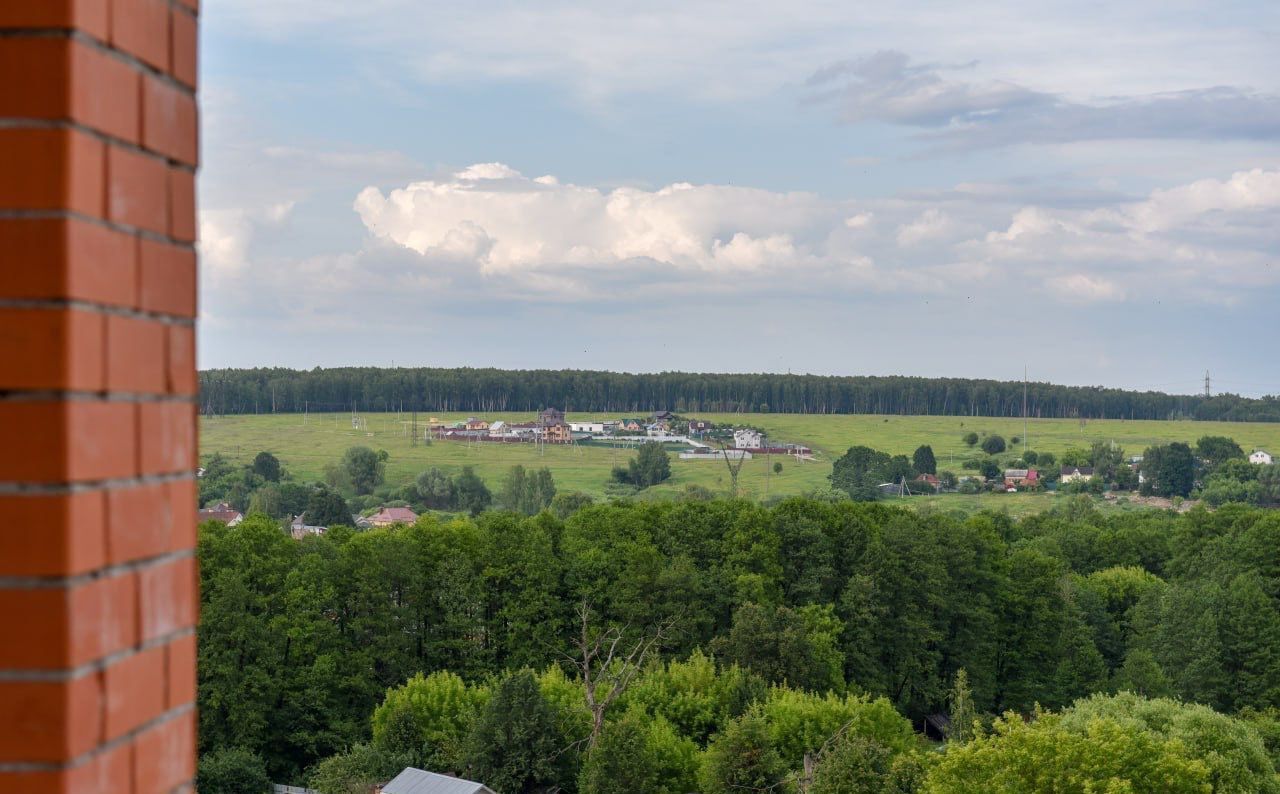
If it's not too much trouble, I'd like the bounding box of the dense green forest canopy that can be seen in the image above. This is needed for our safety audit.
[199,366,1280,421]
[199,497,1280,790]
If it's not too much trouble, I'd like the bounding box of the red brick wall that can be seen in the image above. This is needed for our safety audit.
[0,1,200,791]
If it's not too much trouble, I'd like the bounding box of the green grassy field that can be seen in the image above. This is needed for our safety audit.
[200,411,1280,515]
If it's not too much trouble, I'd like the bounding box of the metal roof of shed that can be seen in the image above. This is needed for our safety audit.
[381,768,495,794]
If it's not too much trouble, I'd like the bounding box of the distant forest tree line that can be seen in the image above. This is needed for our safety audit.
[199,367,1280,422]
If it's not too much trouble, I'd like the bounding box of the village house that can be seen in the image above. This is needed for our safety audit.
[619,418,644,432]
[1060,465,1095,483]
[1251,450,1274,465]
[464,417,489,431]
[539,407,566,426]
[366,506,419,527]
[652,410,675,422]
[733,428,764,449]
[197,502,243,526]
[688,419,713,435]
[569,421,605,434]
[487,420,507,436]
[914,473,940,491]
[289,513,327,540]
[1004,468,1039,489]
[543,423,573,443]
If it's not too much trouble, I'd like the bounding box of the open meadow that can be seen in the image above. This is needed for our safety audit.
[200,411,1280,515]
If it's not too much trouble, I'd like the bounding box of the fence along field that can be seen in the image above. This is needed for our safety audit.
[199,411,1280,509]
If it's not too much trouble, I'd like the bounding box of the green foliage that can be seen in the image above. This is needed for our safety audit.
[305,487,351,526]
[625,651,765,743]
[197,747,271,794]
[699,714,789,794]
[371,671,488,771]
[1142,442,1196,498]
[578,714,657,794]
[715,603,845,694]
[912,445,937,475]
[454,465,492,515]
[923,708,1213,793]
[756,688,917,767]
[830,446,912,500]
[774,461,784,475]
[416,467,457,510]
[981,435,1006,455]
[550,490,594,518]
[962,432,979,447]
[979,459,1000,479]
[246,483,283,518]
[307,743,411,794]
[196,497,1280,785]
[500,465,557,515]
[1060,693,1280,793]
[810,735,925,794]
[947,669,977,745]
[329,446,386,495]
[613,442,672,489]
[252,451,282,482]
[1196,435,1245,471]
[1061,447,1091,467]
[463,671,571,793]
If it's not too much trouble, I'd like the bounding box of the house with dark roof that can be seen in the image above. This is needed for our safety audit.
[379,768,496,794]
[198,502,243,526]
[538,407,566,426]
[289,513,327,540]
[1004,469,1039,489]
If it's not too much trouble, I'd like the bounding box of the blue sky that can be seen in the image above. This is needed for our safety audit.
[198,1,1280,397]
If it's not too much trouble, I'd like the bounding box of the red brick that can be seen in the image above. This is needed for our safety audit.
[134,710,195,794]
[143,74,198,165]
[139,239,197,317]
[103,646,166,740]
[0,401,137,482]
[174,0,199,13]
[0,218,138,307]
[170,7,198,89]
[168,166,197,243]
[107,144,168,233]
[0,741,131,794]
[169,478,198,551]
[166,633,197,708]
[107,482,174,563]
[0,491,106,577]
[0,128,104,216]
[138,556,197,642]
[0,307,105,391]
[167,324,197,395]
[110,0,169,71]
[0,0,109,40]
[0,573,137,669]
[0,38,141,142]
[0,676,101,763]
[139,401,195,475]
[106,315,167,394]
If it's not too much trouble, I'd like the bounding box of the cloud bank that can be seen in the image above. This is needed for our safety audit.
[319,163,1280,309]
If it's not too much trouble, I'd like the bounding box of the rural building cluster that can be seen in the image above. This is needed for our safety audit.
[430,408,812,457]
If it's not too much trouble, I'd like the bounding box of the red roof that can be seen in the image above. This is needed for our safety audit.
[198,508,242,524]
[369,506,418,524]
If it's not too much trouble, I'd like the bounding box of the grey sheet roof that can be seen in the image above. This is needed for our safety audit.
[381,768,494,794]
